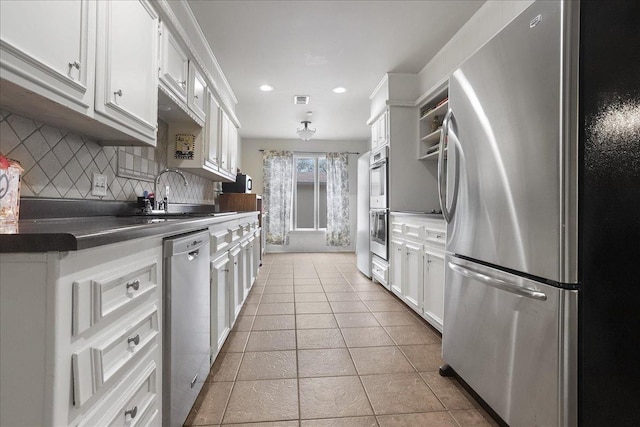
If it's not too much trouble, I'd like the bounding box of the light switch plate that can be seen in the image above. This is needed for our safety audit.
[91,173,108,197]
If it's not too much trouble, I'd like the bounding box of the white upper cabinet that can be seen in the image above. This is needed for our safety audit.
[205,89,221,170]
[228,116,238,175]
[220,110,238,177]
[370,110,388,152]
[166,89,236,182]
[189,62,207,122]
[220,112,230,174]
[159,21,189,103]
[0,0,95,112]
[1,0,240,150]
[94,0,158,145]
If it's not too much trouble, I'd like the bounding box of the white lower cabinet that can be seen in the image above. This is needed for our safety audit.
[389,213,446,332]
[244,234,255,299]
[423,247,445,329]
[252,229,261,276]
[0,213,261,427]
[390,239,404,296]
[208,216,260,355]
[229,243,243,319]
[236,239,249,310]
[77,354,159,427]
[210,251,231,359]
[404,242,423,314]
[390,239,423,315]
[0,237,163,426]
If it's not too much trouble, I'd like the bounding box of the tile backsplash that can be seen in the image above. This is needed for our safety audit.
[0,109,218,205]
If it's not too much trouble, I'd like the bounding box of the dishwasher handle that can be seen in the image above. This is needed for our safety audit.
[187,249,200,261]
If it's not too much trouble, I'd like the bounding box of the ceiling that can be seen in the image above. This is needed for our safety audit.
[187,1,484,141]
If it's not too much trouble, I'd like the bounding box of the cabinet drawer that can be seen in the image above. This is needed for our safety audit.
[78,358,158,427]
[72,305,159,407]
[228,225,241,243]
[371,259,389,285]
[391,222,403,237]
[404,223,424,240]
[210,228,231,255]
[72,257,159,335]
[424,228,445,248]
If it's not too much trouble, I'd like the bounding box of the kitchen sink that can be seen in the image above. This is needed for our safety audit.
[119,211,237,219]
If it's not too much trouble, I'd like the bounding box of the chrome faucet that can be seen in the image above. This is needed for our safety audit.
[154,168,188,213]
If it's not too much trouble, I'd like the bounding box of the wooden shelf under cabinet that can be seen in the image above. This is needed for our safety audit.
[219,193,261,212]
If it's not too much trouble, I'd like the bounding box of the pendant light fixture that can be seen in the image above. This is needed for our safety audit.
[296,120,316,141]
[296,112,316,141]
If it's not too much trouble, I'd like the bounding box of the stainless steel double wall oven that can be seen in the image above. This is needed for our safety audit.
[370,146,388,260]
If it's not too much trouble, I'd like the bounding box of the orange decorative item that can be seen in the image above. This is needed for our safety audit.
[0,153,24,224]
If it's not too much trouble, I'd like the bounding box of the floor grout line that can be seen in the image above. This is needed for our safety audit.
[193,253,495,426]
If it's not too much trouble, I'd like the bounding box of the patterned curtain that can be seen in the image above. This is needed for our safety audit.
[263,150,294,245]
[326,152,351,246]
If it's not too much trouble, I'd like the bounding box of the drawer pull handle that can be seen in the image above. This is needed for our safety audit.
[126,279,140,291]
[69,60,81,70]
[436,235,442,239]
[114,89,123,97]
[127,334,140,346]
[125,406,138,419]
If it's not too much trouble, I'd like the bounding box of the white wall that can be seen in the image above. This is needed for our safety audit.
[240,137,368,253]
[417,0,535,99]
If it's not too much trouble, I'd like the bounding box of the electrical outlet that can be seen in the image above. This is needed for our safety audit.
[91,173,108,197]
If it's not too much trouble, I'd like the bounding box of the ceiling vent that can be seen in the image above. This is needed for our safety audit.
[293,95,310,105]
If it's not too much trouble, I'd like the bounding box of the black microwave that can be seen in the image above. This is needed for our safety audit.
[222,174,253,193]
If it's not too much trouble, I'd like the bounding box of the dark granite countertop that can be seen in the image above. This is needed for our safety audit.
[0,211,258,253]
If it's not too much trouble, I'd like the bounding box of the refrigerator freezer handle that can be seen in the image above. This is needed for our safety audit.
[438,109,455,222]
[448,260,548,301]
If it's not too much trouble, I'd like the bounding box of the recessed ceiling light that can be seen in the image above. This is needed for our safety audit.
[259,84,274,92]
[332,86,347,94]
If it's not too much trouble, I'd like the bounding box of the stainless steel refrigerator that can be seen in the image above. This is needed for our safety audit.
[356,151,371,276]
[439,1,640,426]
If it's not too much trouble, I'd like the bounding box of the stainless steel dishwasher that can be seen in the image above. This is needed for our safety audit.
[163,231,210,427]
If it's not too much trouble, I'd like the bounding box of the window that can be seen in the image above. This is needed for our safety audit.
[294,156,327,229]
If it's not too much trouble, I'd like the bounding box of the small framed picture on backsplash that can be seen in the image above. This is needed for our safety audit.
[175,134,195,160]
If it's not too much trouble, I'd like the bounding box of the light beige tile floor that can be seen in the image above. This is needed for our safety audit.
[185,253,497,427]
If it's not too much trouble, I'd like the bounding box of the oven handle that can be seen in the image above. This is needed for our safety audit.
[370,211,377,239]
[370,147,389,169]
[370,158,387,169]
[369,209,388,241]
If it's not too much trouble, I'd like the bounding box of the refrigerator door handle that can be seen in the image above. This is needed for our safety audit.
[448,261,548,301]
[438,109,458,223]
